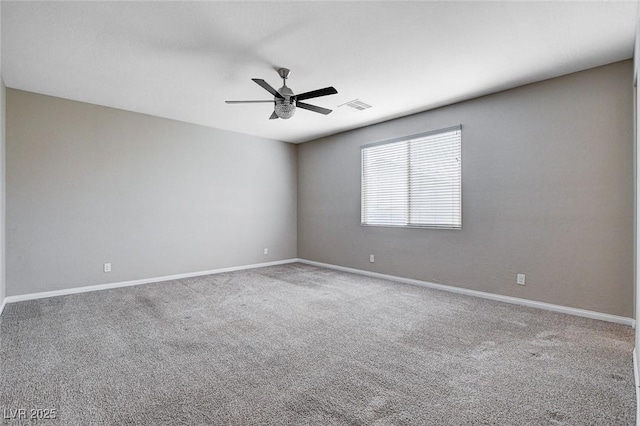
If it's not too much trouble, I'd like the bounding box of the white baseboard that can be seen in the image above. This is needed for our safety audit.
[634,349,640,426]
[3,257,635,328]
[2,258,299,306]
[297,259,636,327]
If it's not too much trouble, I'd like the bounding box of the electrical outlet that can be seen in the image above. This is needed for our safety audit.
[104,263,112,273]
[370,254,375,263]
[517,274,526,285]
[263,248,268,255]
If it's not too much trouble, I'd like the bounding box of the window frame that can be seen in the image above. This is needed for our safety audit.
[360,125,462,230]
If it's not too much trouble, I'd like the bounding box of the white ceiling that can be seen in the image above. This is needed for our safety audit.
[2,1,638,144]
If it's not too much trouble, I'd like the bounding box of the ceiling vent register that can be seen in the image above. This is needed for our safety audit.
[339,99,372,111]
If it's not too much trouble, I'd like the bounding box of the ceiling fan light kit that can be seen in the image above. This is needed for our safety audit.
[274,98,296,119]
[225,68,338,120]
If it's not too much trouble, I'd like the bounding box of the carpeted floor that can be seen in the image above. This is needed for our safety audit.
[0,263,635,425]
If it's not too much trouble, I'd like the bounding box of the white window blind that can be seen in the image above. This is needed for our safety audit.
[361,126,461,229]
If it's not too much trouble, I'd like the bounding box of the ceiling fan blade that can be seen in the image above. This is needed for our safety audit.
[297,101,332,115]
[252,79,284,99]
[225,100,273,104]
[295,86,338,101]
[269,111,279,120]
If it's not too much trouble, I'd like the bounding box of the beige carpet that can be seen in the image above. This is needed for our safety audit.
[0,263,635,425]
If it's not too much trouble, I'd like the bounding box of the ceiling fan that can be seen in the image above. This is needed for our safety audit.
[225,68,338,120]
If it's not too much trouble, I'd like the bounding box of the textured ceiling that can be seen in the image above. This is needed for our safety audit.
[2,1,638,143]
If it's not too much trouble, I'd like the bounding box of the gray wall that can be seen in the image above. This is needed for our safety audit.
[298,60,634,318]
[635,22,639,350]
[0,79,5,306]
[6,89,297,296]
[0,0,4,310]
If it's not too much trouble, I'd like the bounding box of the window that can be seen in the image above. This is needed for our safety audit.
[361,126,462,229]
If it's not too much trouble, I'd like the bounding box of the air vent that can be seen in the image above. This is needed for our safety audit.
[338,99,372,111]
